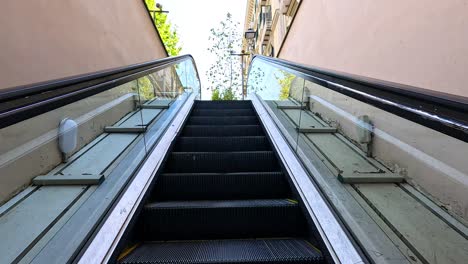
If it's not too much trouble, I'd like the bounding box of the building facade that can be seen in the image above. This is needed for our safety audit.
[242,0,300,57]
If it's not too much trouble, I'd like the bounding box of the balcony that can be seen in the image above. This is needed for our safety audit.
[258,6,272,46]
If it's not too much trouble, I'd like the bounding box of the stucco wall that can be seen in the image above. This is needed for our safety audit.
[0,0,167,89]
[279,0,468,97]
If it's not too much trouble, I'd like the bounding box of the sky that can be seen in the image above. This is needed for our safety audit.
[156,0,247,99]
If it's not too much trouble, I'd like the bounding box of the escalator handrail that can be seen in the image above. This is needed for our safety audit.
[0,54,201,129]
[249,55,468,142]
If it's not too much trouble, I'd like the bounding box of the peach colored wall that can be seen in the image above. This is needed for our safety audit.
[0,0,167,89]
[279,0,468,97]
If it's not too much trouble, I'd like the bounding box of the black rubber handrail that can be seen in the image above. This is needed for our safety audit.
[0,54,200,129]
[249,55,468,142]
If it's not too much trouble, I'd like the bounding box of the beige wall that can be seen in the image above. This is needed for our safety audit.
[279,0,468,97]
[0,0,167,89]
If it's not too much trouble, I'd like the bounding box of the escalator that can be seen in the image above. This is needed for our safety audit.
[117,100,325,264]
[2,54,466,264]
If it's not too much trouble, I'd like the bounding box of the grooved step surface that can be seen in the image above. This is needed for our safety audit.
[147,199,296,208]
[120,239,323,264]
[187,116,258,125]
[140,199,304,240]
[174,136,270,152]
[195,101,253,109]
[153,172,289,200]
[191,109,255,116]
[122,100,323,263]
[165,151,280,173]
[181,125,263,137]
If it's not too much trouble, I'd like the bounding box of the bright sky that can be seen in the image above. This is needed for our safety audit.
[157,0,246,99]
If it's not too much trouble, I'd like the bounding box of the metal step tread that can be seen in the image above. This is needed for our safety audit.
[154,172,289,200]
[174,136,270,152]
[159,171,283,176]
[119,238,323,264]
[191,109,255,116]
[187,116,258,126]
[181,125,263,137]
[165,151,279,173]
[195,100,252,107]
[140,199,305,240]
[145,199,298,209]
[181,125,264,137]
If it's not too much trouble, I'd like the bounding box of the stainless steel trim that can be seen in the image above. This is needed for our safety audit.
[77,93,196,264]
[251,94,365,264]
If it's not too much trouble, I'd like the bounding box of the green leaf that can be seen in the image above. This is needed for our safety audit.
[205,12,243,100]
[145,0,182,56]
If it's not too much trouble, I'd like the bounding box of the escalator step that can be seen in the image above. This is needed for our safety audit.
[119,100,325,263]
[119,238,323,264]
[195,100,252,109]
[140,199,305,240]
[181,125,263,137]
[187,116,258,125]
[164,151,280,173]
[153,172,289,200]
[174,136,270,152]
[191,109,255,116]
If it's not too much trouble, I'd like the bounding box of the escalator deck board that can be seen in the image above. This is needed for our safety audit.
[120,239,323,264]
